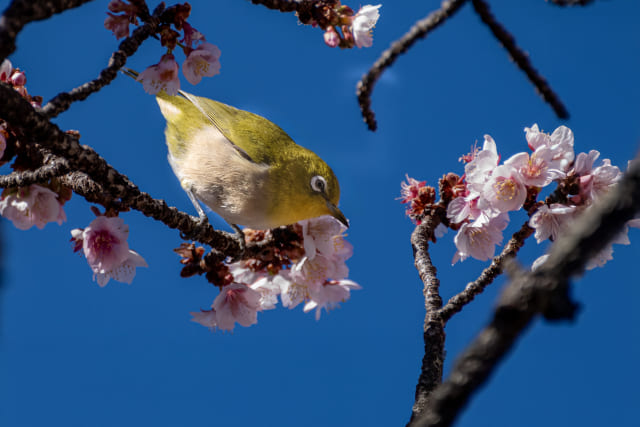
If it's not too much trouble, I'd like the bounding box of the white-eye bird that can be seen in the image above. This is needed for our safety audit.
[125,69,348,230]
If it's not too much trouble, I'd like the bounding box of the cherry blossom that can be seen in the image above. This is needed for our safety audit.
[479,164,527,213]
[304,280,361,320]
[524,124,574,171]
[0,185,66,230]
[104,13,131,39]
[211,283,261,331]
[452,213,509,263]
[71,216,147,287]
[182,42,221,85]
[323,27,340,48]
[137,53,180,96]
[351,4,381,48]
[504,145,564,188]
[465,135,499,194]
[529,203,577,243]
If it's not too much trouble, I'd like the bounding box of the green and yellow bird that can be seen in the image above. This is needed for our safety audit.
[126,70,347,229]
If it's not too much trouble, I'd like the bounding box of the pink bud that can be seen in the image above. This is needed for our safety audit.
[323,28,340,48]
[11,71,26,86]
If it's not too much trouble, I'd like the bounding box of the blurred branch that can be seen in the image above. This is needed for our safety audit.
[408,213,446,423]
[412,153,640,427]
[0,0,95,62]
[356,0,468,131]
[471,0,569,119]
[549,0,595,6]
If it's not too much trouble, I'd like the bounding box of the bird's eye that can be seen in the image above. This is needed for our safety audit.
[310,175,327,193]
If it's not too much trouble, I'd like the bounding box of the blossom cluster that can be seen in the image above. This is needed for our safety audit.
[187,216,360,332]
[400,124,638,270]
[104,0,221,95]
[71,213,147,287]
[303,3,382,49]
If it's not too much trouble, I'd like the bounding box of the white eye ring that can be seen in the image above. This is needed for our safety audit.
[310,175,327,193]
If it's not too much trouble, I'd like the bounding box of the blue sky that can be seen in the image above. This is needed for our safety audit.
[2,1,639,426]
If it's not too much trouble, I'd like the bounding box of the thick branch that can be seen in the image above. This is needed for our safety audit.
[356,0,469,131]
[0,0,95,62]
[0,83,240,253]
[413,154,640,427]
[471,0,569,119]
[408,215,446,424]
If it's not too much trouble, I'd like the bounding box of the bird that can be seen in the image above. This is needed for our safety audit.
[123,68,348,231]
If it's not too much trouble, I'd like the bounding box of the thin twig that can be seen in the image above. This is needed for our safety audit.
[356,0,469,131]
[440,220,534,322]
[408,214,446,424]
[42,18,160,118]
[471,0,569,119]
[0,0,95,62]
[413,153,640,427]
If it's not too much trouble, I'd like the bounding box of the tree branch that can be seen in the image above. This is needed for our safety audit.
[356,0,468,131]
[549,0,595,6]
[0,83,240,253]
[471,0,569,119]
[41,17,160,118]
[412,153,640,427]
[408,214,446,424]
[0,0,95,62]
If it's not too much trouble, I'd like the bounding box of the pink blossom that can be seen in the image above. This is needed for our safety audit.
[452,213,509,263]
[351,4,381,48]
[250,273,289,310]
[182,43,221,85]
[0,59,12,82]
[304,280,361,320]
[571,150,621,203]
[0,185,66,230]
[138,54,180,95]
[10,71,26,87]
[211,283,261,331]
[300,215,349,260]
[104,13,131,39]
[465,135,499,194]
[447,194,481,224]
[479,164,527,213]
[181,22,205,48]
[190,310,218,330]
[400,175,427,204]
[504,146,564,187]
[323,28,340,48]
[528,203,577,243]
[72,216,147,287]
[524,124,574,171]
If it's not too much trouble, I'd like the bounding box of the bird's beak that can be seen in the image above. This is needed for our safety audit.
[325,199,349,228]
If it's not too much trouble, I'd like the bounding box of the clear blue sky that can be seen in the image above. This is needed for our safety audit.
[2,1,639,426]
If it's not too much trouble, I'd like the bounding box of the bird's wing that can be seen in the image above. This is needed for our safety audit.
[178,90,297,165]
